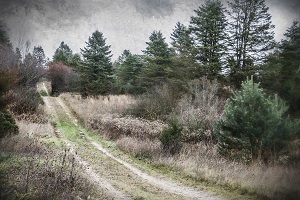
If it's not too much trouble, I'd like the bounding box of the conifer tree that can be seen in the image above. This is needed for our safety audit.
[189,0,228,79]
[140,31,175,90]
[217,77,299,162]
[227,0,275,88]
[80,30,113,96]
[171,22,194,58]
[53,41,73,65]
[142,30,174,63]
[116,50,145,94]
[278,21,300,116]
[32,46,46,67]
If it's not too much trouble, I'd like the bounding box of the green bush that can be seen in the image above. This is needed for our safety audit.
[217,76,300,163]
[125,84,177,121]
[0,110,18,138]
[160,119,183,155]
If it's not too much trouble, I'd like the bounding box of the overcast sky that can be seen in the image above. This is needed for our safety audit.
[0,0,299,60]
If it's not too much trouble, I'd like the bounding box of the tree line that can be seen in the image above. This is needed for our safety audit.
[48,0,299,116]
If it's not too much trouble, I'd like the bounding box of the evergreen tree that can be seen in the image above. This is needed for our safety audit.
[142,30,174,63]
[261,21,300,117]
[80,30,114,96]
[53,41,73,65]
[217,77,299,162]
[0,21,11,47]
[227,0,275,88]
[116,50,146,94]
[279,21,300,116]
[32,46,46,67]
[171,22,194,58]
[189,0,228,79]
[140,31,175,90]
[15,47,22,67]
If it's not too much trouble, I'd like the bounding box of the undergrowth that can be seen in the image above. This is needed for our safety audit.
[0,120,105,199]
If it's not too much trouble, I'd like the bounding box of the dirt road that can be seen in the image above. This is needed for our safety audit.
[43,96,226,200]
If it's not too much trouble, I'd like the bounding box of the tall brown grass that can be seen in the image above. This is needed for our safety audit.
[60,93,136,124]
[87,114,167,140]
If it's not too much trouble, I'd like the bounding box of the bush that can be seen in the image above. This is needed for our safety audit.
[126,83,177,120]
[160,119,183,155]
[217,76,300,163]
[0,110,18,138]
[48,62,79,95]
[175,78,225,143]
[0,68,18,109]
[10,87,43,115]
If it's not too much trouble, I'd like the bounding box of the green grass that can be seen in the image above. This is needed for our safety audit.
[81,130,263,200]
[41,136,64,148]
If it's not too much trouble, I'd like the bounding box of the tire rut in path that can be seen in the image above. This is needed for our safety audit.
[43,97,131,200]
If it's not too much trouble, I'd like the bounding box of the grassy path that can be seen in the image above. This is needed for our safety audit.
[43,96,226,200]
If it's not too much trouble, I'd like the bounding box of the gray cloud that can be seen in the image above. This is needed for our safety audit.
[274,0,300,18]
[134,0,174,18]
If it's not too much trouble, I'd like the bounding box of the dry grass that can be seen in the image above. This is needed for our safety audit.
[60,93,136,123]
[116,136,162,159]
[175,78,225,142]
[153,142,300,199]
[87,114,167,140]
[0,120,104,199]
[62,91,300,199]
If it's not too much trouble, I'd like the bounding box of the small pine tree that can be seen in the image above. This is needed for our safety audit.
[217,76,299,162]
[0,110,18,138]
[160,119,183,155]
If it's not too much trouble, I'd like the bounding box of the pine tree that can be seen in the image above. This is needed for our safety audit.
[116,50,146,94]
[227,0,275,88]
[279,21,300,117]
[171,22,194,58]
[139,31,176,90]
[217,77,299,162]
[53,41,73,65]
[189,0,228,79]
[32,46,46,67]
[80,30,114,96]
[0,21,11,47]
[142,30,174,63]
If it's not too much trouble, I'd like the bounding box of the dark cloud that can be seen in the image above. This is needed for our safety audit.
[134,0,174,18]
[0,0,299,60]
[275,0,300,18]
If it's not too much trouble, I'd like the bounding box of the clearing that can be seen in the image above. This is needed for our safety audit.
[43,95,226,200]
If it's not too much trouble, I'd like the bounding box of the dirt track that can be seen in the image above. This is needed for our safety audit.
[43,96,226,200]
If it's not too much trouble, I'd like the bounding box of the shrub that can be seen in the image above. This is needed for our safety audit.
[0,67,18,109]
[126,83,177,120]
[160,119,183,155]
[0,110,18,137]
[175,78,225,143]
[48,62,79,95]
[217,76,300,163]
[10,87,43,115]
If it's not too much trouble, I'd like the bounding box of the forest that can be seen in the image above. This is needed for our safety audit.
[0,0,300,199]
